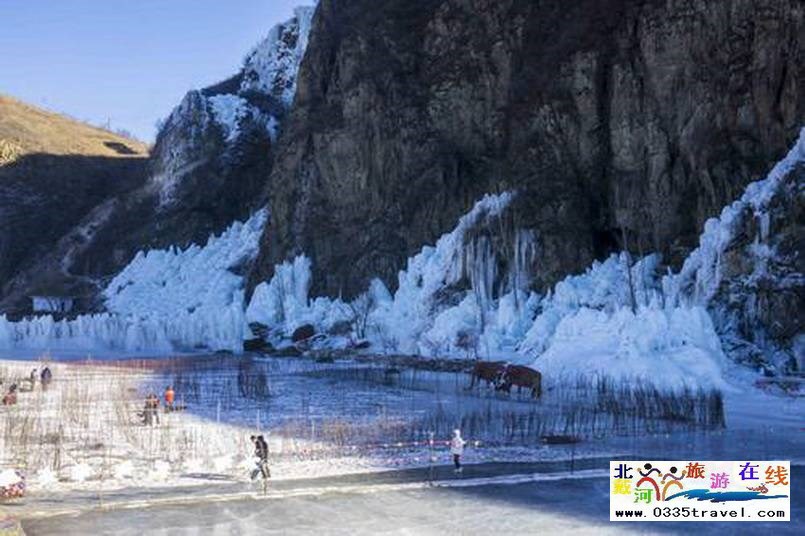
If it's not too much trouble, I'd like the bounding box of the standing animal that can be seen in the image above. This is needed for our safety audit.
[467,361,507,389]
[497,365,542,398]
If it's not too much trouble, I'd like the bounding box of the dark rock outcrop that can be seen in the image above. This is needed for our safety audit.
[252,0,803,300]
[291,324,316,342]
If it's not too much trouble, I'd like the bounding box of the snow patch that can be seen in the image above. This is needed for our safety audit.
[207,94,250,142]
[0,469,22,487]
[240,6,315,105]
[113,461,135,480]
[69,463,93,483]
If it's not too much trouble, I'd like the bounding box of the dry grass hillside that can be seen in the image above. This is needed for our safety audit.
[0,94,148,164]
[0,95,150,315]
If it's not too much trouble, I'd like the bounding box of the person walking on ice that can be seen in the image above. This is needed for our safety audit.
[250,435,270,482]
[450,429,467,473]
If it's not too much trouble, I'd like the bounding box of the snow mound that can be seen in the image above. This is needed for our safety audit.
[69,463,92,483]
[183,458,204,474]
[35,468,58,486]
[0,469,22,487]
[113,461,135,480]
[533,306,727,389]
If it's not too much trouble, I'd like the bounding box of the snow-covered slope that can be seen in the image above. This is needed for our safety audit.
[208,5,314,145]
[153,5,316,207]
[240,5,315,105]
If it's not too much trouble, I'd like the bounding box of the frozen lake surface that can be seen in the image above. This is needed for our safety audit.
[2,353,801,535]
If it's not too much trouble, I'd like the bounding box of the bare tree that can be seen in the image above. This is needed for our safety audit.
[615,182,638,314]
[348,292,375,340]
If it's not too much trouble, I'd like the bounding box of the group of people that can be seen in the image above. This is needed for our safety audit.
[142,386,177,425]
[30,366,53,391]
[1,366,52,406]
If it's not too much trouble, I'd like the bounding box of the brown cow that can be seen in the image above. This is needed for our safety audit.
[467,361,507,390]
[497,365,542,398]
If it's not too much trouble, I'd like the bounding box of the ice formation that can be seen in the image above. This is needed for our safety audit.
[367,192,523,354]
[663,127,805,305]
[245,188,732,387]
[517,254,662,357]
[246,255,352,338]
[0,210,267,355]
[245,192,533,352]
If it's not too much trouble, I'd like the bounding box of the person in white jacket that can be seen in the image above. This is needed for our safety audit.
[450,429,466,473]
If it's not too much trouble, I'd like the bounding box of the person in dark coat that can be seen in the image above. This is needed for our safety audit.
[40,367,53,391]
[250,435,270,480]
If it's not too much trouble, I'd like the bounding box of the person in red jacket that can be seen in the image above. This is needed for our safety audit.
[2,384,18,406]
[164,386,175,411]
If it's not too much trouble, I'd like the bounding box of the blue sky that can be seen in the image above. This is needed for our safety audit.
[0,0,312,141]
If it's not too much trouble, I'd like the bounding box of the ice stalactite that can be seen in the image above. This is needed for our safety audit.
[245,192,530,355]
[508,228,538,295]
[464,235,497,311]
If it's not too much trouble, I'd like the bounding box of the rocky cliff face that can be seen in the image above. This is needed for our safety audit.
[0,7,315,316]
[254,0,803,301]
[78,6,316,281]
